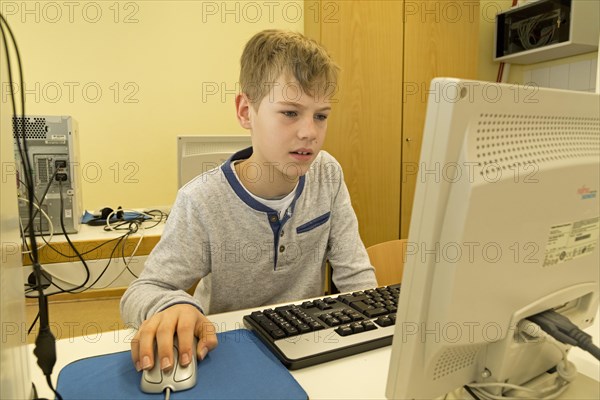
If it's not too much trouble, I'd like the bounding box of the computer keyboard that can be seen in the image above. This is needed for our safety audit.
[242,284,400,369]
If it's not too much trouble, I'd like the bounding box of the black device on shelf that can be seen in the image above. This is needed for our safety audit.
[243,284,400,370]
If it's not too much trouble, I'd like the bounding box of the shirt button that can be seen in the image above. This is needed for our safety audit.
[269,215,278,223]
[279,245,285,253]
[280,230,284,237]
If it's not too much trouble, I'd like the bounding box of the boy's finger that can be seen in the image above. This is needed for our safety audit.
[130,332,142,371]
[196,316,218,360]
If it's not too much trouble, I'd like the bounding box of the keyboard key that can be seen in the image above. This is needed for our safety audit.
[281,324,299,336]
[345,310,364,321]
[301,301,315,309]
[362,320,377,331]
[374,316,393,327]
[350,301,374,314]
[350,322,365,333]
[271,329,287,339]
[249,311,266,322]
[314,300,332,310]
[309,321,324,330]
[337,295,355,305]
[364,307,389,318]
[335,325,353,337]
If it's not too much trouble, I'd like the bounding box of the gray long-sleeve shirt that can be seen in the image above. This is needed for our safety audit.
[121,148,377,326]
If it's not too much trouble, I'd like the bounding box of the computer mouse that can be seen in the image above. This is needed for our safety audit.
[140,336,198,394]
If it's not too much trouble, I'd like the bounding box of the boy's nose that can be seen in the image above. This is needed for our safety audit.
[298,118,318,141]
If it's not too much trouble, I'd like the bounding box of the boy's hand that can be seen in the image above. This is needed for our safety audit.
[130,304,218,372]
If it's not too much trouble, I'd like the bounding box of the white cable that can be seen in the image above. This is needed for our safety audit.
[468,382,556,394]
[103,208,159,231]
[92,224,145,289]
[18,197,54,253]
[465,320,573,400]
[468,384,569,400]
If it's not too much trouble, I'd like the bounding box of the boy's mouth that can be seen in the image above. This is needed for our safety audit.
[290,148,313,156]
[289,149,314,161]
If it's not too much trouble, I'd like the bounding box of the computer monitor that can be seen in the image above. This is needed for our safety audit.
[386,78,599,398]
[0,49,32,399]
[177,135,252,188]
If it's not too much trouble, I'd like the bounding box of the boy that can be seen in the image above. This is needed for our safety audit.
[121,29,377,374]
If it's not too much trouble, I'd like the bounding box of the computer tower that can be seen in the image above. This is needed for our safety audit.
[13,115,82,235]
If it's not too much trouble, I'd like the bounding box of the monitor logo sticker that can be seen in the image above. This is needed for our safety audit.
[577,186,597,200]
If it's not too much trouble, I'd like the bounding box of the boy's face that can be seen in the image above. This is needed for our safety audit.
[236,75,331,182]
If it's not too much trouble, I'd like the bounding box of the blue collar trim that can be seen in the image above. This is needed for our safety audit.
[221,147,306,214]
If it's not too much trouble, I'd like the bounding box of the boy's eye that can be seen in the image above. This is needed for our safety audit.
[282,111,298,118]
[315,114,328,121]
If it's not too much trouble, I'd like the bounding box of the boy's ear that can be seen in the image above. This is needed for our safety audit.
[235,93,252,129]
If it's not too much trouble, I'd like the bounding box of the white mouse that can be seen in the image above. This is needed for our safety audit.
[140,336,198,394]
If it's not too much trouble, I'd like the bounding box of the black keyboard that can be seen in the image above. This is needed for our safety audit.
[242,284,400,369]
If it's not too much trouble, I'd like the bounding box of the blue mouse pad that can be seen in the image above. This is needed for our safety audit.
[56,329,307,400]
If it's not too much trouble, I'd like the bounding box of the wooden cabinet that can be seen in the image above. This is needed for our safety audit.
[305,0,479,245]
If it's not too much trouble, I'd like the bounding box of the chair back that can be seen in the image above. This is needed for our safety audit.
[366,239,406,287]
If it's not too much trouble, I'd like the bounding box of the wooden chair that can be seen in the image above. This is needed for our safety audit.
[366,239,407,287]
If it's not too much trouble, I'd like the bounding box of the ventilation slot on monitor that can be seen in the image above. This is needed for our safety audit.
[12,117,48,139]
[432,345,480,381]
[473,114,600,176]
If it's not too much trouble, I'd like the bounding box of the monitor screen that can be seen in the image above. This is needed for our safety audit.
[177,135,252,188]
[386,78,599,398]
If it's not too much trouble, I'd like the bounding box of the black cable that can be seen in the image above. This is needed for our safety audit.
[46,374,63,400]
[120,229,139,277]
[528,309,600,361]
[42,234,127,258]
[39,233,125,259]
[463,385,482,400]
[20,169,58,262]
[28,312,40,335]
[27,228,132,296]
[57,181,91,293]
[25,269,69,298]
[71,234,127,291]
[0,14,36,261]
[30,168,59,231]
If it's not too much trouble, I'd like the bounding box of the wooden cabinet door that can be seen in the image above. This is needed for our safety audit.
[306,1,479,244]
[400,1,479,238]
[305,0,404,247]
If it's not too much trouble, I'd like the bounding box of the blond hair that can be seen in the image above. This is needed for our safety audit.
[239,29,339,107]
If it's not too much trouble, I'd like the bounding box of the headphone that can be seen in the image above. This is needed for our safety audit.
[87,206,124,226]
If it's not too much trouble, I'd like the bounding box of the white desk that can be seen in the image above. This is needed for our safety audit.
[29,307,600,400]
